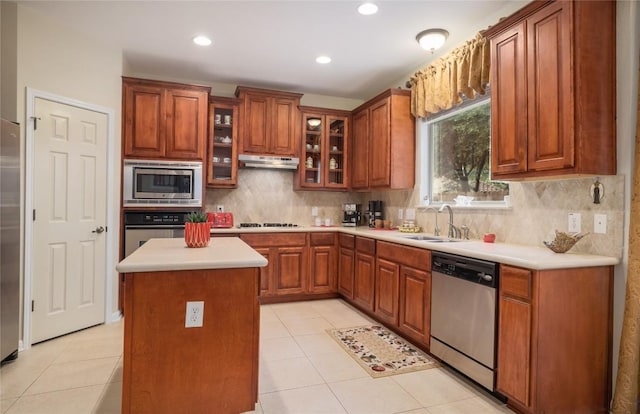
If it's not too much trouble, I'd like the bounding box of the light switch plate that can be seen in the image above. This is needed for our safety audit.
[185,301,204,328]
[311,206,318,217]
[594,214,607,234]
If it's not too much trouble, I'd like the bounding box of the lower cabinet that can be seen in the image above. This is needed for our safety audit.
[376,241,431,347]
[496,264,613,414]
[240,233,307,297]
[352,236,376,312]
[308,233,338,294]
[338,234,356,299]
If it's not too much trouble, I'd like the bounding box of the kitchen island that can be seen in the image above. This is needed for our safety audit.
[116,237,267,414]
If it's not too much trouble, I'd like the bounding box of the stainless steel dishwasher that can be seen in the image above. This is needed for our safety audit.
[430,251,498,391]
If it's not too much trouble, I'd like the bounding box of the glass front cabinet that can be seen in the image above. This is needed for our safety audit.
[298,107,350,190]
[207,97,239,188]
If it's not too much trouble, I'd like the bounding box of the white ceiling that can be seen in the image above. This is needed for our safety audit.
[18,0,528,101]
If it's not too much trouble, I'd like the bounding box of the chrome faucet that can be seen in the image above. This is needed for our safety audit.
[426,207,440,236]
[439,204,461,239]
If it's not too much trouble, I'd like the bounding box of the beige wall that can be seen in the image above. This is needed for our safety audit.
[14,4,124,339]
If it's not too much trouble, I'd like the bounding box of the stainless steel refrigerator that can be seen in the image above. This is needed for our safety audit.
[1,119,20,363]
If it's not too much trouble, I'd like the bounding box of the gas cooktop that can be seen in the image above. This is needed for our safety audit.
[238,223,301,228]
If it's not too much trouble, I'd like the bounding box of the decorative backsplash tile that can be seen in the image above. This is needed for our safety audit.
[206,170,624,258]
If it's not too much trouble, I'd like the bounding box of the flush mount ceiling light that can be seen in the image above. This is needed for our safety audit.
[357,2,378,15]
[316,55,331,64]
[192,35,212,46]
[416,29,449,53]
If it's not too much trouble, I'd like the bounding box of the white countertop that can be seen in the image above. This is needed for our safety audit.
[116,237,268,273]
[210,226,619,270]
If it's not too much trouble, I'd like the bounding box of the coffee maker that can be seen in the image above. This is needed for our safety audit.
[342,203,363,227]
[367,200,384,227]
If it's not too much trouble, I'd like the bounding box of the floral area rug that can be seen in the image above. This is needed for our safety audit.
[327,325,439,378]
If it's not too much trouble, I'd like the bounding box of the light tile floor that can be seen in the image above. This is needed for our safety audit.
[0,299,513,414]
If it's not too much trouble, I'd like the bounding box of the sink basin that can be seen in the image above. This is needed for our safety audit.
[402,235,460,243]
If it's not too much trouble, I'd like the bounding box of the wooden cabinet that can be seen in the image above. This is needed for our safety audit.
[377,241,431,347]
[485,0,616,180]
[374,258,399,325]
[352,236,376,312]
[308,232,337,294]
[207,97,239,187]
[350,89,415,190]
[298,107,350,190]
[240,233,307,297]
[235,86,302,156]
[338,234,356,299]
[122,77,210,160]
[496,264,613,414]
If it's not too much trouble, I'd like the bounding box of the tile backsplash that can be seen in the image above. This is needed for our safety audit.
[206,170,624,258]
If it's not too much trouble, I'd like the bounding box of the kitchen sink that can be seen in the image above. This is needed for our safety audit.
[401,235,461,243]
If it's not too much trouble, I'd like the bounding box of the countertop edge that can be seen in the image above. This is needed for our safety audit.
[210,226,620,270]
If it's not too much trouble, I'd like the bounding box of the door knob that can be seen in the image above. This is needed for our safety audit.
[92,226,105,234]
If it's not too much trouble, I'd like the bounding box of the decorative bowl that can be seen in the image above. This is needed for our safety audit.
[543,230,588,253]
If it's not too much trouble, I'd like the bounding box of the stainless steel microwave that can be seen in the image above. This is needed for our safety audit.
[123,159,203,207]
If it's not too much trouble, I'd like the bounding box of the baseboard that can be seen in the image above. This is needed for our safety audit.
[110,311,123,323]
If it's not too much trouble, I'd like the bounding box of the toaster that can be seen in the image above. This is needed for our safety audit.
[208,212,234,228]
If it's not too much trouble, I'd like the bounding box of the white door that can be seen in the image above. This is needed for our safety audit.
[31,97,108,343]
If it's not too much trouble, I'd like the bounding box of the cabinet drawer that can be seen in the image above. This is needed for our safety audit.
[240,233,307,247]
[377,241,431,271]
[355,236,375,255]
[500,265,532,300]
[310,232,336,246]
[339,234,355,249]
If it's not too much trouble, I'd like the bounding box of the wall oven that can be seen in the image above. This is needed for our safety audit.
[123,159,203,207]
[123,211,189,258]
[430,252,499,391]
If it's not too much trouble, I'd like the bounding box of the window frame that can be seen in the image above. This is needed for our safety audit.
[418,95,510,209]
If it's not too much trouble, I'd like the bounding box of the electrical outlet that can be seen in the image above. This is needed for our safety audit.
[398,209,404,220]
[594,214,607,234]
[216,205,224,212]
[568,213,581,233]
[185,301,204,328]
[311,206,318,217]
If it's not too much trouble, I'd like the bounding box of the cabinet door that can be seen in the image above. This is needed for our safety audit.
[368,98,391,187]
[351,109,369,189]
[353,252,375,312]
[490,21,527,177]
[123,83,165,158]
[399,266,431,346]
[273,246,307,295]
[254,247,274,297]
[242,94,270,154]
[208,101,239,187]
[165,89,208,160]
[496,265,533,408]
[374,258,399,325]
[301,113,324,187]
[309,245,337,294]
[326,116,348,189]
[526,1,573,172]
[271,97,298,156]
[338,247,355,299]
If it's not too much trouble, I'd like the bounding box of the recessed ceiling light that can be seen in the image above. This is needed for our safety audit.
[316,56,331,64]
[358,2,378,15]
[192,35,212,46]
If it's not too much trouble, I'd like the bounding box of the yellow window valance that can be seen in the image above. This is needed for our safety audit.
[408,32,490,118]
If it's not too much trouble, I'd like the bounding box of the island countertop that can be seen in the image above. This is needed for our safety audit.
[116,237,268,273]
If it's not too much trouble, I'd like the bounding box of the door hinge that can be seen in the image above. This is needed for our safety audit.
[32,209,36,221]
[31,300,34,312]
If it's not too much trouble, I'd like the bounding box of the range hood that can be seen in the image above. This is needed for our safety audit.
[238,154,299,170]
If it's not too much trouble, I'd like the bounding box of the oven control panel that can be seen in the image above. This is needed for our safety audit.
[124,212,189,226]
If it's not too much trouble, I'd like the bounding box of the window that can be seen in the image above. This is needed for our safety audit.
[420,96,509,206]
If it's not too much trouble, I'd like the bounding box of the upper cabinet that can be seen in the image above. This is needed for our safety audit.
[485,0,616,180]
[207,97,240,188]
[122,77,210,160]
[235,86,302,157]
[350,89,415,190]
[297,106,350,190]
